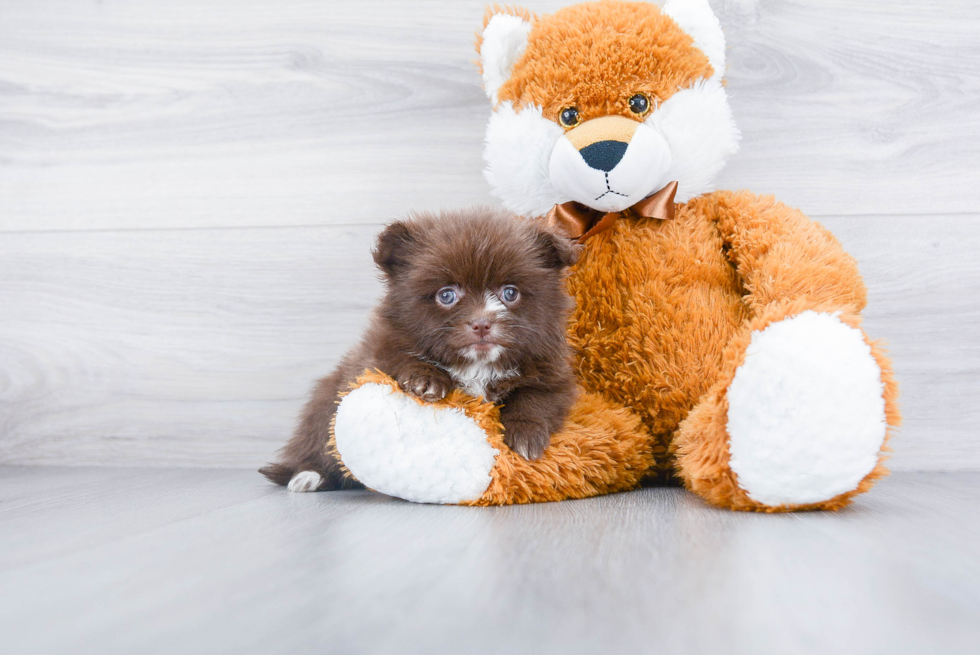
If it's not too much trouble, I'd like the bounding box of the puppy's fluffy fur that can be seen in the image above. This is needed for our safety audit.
[260,207,579,491]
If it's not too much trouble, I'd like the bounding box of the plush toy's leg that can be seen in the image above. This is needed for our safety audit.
[332,371,654,505]
[672,300,900,512]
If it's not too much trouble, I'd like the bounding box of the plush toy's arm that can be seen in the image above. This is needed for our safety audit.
[696,191,867,314]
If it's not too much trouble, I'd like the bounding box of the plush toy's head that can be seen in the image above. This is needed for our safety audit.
[477,0,740,217]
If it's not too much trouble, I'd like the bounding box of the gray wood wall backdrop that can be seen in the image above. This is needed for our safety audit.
[1,0,978,471]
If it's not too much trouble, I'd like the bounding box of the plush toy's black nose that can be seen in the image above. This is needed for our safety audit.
[578,140,629,172]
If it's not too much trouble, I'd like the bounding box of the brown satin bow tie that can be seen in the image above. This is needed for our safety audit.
[545,180,678,243]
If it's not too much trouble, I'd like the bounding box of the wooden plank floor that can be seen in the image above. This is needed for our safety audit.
[1,468,978,655]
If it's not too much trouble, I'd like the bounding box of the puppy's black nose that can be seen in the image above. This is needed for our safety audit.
[470,319,492,338]
[579,140,628,172]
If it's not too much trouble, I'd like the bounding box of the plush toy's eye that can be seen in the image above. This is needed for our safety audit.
[436,286,459,307]
[500,285,520,303]
[558,107,581,128]
[628,93,651,116]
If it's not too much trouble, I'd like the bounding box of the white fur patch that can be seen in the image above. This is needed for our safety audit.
[484,101,566,218]
[287,470,322,493]
[646,79,740,203]
[726,311,888,507]
[480,13,533,105]
[334,383,498,504]
[483,293,507,316]
[448,361,517,400]
[663,0,727,82]
[463,344,503,364]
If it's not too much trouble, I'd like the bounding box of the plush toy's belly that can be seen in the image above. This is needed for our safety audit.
[565,203,749,478]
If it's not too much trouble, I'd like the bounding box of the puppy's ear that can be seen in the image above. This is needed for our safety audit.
[535,228,580,270]
[372,221,415,277]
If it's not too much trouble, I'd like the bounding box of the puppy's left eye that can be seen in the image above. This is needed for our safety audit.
[500,285,520,303]
[436,287,458,306]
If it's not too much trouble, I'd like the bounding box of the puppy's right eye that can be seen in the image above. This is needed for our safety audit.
[436,287,458,307]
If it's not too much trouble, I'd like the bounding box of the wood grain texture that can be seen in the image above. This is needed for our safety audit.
[0,468,978,654]
[1,0,979,232]
[0,0,555,232]
[717,0,980,216]
[1,0,977,470]
[1,215,977,470]
[0,223,383,467]
[820,215,980,470]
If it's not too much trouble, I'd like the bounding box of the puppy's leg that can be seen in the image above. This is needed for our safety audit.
[499,385,574,460]
[259,371,363,492]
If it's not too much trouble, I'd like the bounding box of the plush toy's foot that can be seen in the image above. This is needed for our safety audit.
[726,311,889,505]
[332,371,654,505]
[674,302,900,511]
[333,380,499,504]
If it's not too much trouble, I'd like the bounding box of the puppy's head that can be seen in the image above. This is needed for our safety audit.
[373,207,578,368]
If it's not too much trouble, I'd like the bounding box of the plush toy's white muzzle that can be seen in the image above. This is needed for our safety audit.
[549,118,673,213]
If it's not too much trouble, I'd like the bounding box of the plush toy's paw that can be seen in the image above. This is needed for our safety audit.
[286,470,323,493]
[502,418,550,460]
[396,366,451,403]
[726,311,888,507]
[334,382,498,504]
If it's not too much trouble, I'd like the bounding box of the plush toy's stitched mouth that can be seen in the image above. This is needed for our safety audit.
[594,172,629,201]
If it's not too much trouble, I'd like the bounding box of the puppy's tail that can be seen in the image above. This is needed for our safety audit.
[258,462,294,486]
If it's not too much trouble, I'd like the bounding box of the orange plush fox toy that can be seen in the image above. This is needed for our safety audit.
[329,0,900,511]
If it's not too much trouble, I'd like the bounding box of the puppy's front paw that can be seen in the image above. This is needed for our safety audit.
[396,367,451,403]
[502,419,551,460]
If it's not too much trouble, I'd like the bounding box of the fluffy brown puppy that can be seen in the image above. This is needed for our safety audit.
[260,207,580,492]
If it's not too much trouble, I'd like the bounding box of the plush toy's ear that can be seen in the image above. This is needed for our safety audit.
[477,7,534,105]
[535,227,581,270]
[372,221,415,277]
[662,0,726,82]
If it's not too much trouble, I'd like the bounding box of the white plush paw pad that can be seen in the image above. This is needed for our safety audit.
[727,311,887,506]
[287,471,322,493]
[334,383,498,504]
